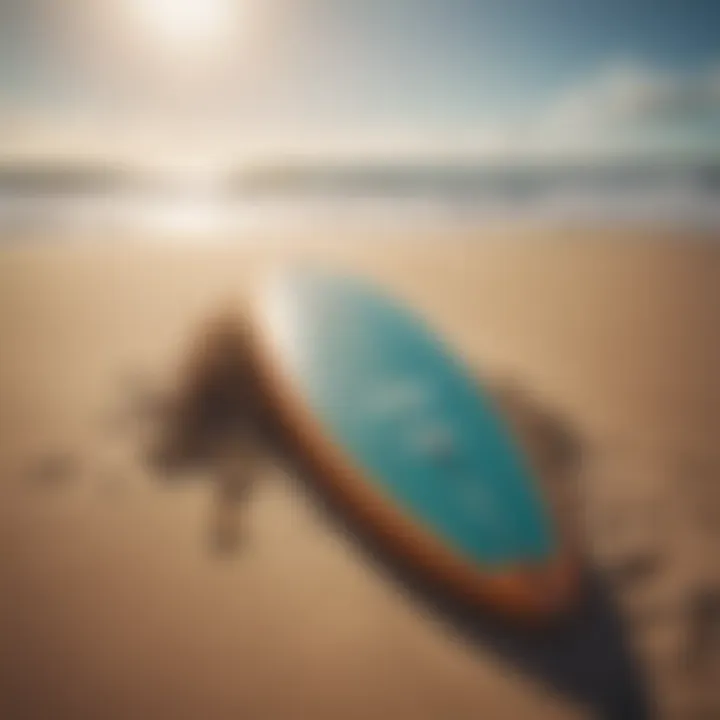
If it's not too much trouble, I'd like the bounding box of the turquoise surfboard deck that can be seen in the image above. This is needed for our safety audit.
[259,270,559,571]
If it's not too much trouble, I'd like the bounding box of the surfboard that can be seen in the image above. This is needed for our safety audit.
[248,268,580,622]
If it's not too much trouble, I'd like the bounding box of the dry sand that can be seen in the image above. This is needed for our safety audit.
[0,228,719,719]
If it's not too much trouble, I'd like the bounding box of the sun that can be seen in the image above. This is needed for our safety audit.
[129,0,236,51]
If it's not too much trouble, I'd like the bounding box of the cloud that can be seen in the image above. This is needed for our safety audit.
[331,61,720,160]
[1,59,719,164]
[542,60,720,132]
[547,62,674,129]
[259,124,518,163]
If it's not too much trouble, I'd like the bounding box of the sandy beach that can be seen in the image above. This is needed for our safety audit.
[1,228,719,719]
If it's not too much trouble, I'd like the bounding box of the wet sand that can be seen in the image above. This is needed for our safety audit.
[1,229,719,719]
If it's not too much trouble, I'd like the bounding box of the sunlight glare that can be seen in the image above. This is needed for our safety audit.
[129,0,236,51]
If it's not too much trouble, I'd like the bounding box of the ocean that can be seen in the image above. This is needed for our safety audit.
[1,159,719,240]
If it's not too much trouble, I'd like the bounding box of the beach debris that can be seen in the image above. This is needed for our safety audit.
[144,310,269,552]
[147,311,265,474]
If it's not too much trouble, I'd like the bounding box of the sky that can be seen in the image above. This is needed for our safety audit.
[0,0,718,164]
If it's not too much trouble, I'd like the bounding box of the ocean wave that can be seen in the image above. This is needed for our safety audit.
[0,161,718,237]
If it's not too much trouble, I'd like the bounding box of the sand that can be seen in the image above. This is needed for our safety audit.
[0,228,719,719]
